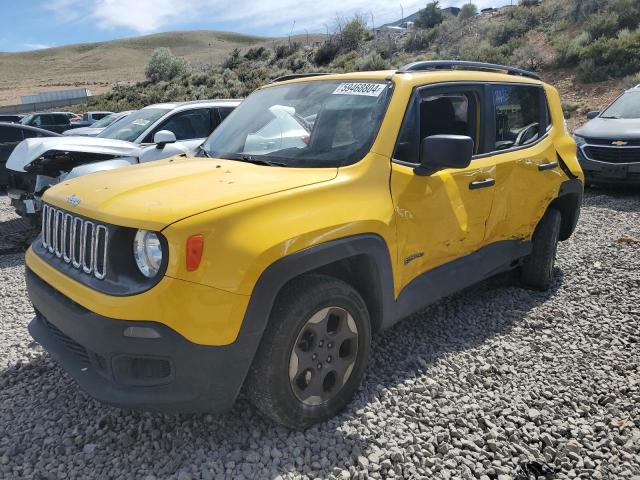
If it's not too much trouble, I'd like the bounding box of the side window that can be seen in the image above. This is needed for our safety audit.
[151,109,213,141]
[492,85,542,150]
[394,91,479,164]
[0,126,23,143]
[218,107,234,122]
[31,115,43,127]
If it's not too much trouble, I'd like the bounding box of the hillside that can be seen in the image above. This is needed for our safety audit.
[0,30,282,105]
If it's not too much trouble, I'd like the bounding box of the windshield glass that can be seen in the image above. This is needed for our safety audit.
[98,108,169,142]
[202,80,392,167]
[601,91,640,119]
[91,113,122,129]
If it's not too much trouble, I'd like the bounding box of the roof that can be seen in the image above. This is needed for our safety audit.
[143,99,242,111]
[0,122,62,136]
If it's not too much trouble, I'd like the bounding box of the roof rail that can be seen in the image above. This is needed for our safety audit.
[397,60,541,80]
[271,73,331,83]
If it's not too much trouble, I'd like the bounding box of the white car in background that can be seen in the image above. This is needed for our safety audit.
[62,110,135,137]
[7,99,241,218]
[244,105,311,154]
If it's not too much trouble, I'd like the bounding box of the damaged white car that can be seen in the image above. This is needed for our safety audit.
[7,99,240,218]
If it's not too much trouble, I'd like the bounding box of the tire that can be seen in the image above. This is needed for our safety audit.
[246,274,371,430]
[521,208,561,291]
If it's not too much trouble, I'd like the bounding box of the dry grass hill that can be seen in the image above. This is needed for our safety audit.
[0,30,288,105]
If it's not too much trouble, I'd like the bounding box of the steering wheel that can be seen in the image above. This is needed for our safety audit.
[514,123,539,146]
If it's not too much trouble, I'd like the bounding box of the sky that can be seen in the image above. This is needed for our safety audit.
[0,0,502,53]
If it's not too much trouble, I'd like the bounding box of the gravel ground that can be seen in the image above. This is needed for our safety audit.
[0,189,638,480]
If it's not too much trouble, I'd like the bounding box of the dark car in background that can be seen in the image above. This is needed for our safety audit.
[0,122,60,188]
[20,112,76,134]
[574,84,640,185]
[0,115,24,123]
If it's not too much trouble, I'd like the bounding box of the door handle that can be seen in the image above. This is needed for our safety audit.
[469,178,496,190]
[538,162,559,172]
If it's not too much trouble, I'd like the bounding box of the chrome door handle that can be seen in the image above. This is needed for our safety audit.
[538,162,559,171]
[469,178,496,190]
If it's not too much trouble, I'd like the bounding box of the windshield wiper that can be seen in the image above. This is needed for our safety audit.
[222,153,287,167]
[600,115,620,119]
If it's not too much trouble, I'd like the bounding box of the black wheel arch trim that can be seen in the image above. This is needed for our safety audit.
[551,178,583,241]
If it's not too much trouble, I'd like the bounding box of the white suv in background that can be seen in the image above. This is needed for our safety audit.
[7,99,241,218]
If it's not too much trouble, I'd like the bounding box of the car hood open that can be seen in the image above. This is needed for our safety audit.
[574,117,640,140]
[7,136,141,172]
[43,156,338,231]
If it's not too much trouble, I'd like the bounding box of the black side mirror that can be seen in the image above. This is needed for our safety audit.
[414,135,474,176]
[586,111,599,120]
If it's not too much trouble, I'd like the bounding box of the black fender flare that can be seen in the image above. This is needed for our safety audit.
[227,234,395,400]
[552,178,583,241]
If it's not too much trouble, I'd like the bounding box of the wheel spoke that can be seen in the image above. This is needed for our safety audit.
[289,306,359,406]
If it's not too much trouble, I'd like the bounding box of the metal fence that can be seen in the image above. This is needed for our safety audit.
[0,96,101,115]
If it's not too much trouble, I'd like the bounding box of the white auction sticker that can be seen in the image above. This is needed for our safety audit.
[132,119,150,126]
[333,83,386,97]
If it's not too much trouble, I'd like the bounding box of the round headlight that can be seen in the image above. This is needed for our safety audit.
[133,230,163,278]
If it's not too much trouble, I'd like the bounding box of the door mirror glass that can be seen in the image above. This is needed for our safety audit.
[415,135,474,176]
[154,130,177,149]
[586,111,599,120]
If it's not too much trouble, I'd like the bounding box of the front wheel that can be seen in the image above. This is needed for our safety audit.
[246,274,371,430]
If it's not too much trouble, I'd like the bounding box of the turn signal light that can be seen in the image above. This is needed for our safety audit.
[186,235,204,272]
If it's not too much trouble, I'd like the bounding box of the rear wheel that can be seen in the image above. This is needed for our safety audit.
[246,274,371,430]
[521,209,561,291]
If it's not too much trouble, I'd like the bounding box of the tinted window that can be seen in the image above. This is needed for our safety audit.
[154,109,213,141]
[92,112,109,121]
[492,85,541,150]
[394,91,479,163]
[99,107,170,142]
[0,126,23,143]
[22,128,49,139]
[218,107,234,122]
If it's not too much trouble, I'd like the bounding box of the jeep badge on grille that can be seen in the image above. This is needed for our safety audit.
[67,195,81,206]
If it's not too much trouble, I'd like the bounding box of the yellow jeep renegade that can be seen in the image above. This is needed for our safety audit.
[25,61,584,429]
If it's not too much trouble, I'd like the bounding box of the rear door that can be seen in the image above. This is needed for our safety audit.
[483,84,565,244]
[390,83,497,290]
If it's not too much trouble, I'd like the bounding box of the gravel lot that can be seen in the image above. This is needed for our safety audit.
[0,189,638,480]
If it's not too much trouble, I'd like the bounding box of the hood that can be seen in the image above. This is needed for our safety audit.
[7,136,141,172]
[574,117,640,140]
[43,156,338,231]
[63,127,104,137]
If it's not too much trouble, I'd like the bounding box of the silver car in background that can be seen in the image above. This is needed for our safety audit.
[7,99,241,218]
[62,111,135,137]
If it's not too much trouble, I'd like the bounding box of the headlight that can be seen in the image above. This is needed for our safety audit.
[573,134,586,146]
[133,230,163,278]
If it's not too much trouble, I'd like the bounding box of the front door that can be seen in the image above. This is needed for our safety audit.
[390,84,496,291]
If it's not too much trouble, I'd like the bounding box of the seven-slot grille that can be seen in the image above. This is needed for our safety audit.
[583,145,640,164]
[41,204,109,280]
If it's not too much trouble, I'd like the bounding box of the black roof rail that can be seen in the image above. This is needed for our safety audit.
[397,60,541,80]
[271,73,331,83]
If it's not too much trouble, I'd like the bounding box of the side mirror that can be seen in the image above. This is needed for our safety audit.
[154,130,176,149]
[586,111,599,120]
[414,135,474,176]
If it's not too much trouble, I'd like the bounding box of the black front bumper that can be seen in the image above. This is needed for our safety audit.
[26,269,252,413]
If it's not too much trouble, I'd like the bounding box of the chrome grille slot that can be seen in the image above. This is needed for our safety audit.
[40,204,109,280]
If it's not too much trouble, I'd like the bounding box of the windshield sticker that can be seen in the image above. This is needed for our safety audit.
[333,83,386,97]
[132,119,151,126]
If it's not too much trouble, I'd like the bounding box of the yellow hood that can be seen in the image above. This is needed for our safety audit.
[44,157,338,230]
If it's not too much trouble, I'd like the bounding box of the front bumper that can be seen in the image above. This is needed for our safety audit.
[26,268,255,413]
[578,148,640,185]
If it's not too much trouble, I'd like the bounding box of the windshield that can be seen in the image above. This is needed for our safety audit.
[202,80,392,167]
[98,108,169,142]
[91,113,123,129]
[601,91,640,119]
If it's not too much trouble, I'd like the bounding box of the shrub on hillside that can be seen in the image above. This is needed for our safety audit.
[244,46,269,61]
[404,28,438,52]
[274,42,301,60]
[578,29,640,82]
[459,3,478,20]
[355,52,389,71]
[416,1,444,29]
[314,41,340,66]
[145,48,191,83]
[585,12,621,39]
[340,15,371,51]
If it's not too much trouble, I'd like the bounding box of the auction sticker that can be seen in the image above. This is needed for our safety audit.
[333,83,386,97]
[132,119,151,126]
